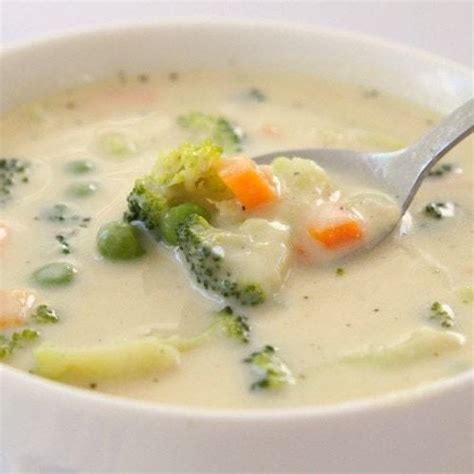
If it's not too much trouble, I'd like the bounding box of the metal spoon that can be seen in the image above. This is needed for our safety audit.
[255,99,473,215]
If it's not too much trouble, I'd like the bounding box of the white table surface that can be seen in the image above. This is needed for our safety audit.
[1,0,473,67]
[0,1,472,472]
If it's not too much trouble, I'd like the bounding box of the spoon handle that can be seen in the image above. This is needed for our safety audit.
[390,98,473,212]
[408,98,473,168]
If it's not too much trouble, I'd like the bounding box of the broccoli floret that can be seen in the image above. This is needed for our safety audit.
[55,234,73,255]
[214,306,250,343]
[0,158,30,205]
[36,204,91,256]
[0,335,10,359]
[0,328,40,360]
[124,141,231,235]
[124,178,168,234]
[177,215,264,305]
[178,112,243,153]
[151,140,231,203]
[428,163,456,177]
[31,304,60,324]
[177,215,290,306]
[430,302,455,328]
[243,345,294,390]
[424,202,455,219]
[39,203,91,228]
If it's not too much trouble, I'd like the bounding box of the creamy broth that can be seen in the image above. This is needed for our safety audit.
[1,71,472,409]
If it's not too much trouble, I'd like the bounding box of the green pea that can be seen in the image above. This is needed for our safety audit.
[65,159,96,174]
[33,262,77,287]
[97,221,145,260]
[67,181,99,198]
[160,203,211,245]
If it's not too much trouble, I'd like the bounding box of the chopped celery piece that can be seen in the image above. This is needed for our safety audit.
[35,337,180,381]
[35,332,209,382]
[342,327,465,367]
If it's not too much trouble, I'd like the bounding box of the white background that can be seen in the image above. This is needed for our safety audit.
[0,0,472,472]
[1,0,473,66]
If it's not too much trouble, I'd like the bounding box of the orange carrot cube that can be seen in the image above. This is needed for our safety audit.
[308,220,363,249]
[219,156,278,210]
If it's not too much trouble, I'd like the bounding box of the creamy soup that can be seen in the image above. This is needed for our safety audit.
[0,71,472,409]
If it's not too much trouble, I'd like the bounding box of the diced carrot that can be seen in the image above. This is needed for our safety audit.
[219,156,278,210]
[0,289,36,330]
[308,220,363,249]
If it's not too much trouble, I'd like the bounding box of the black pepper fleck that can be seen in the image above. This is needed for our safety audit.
[363,89,380,98]
[168,72,179,82]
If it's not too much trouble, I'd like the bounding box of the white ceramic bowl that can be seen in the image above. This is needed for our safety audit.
[1,20,473,473]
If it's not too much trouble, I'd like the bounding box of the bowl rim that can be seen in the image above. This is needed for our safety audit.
[1,18,473,420]
[1,17,472,77]
[2,362,473,420]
